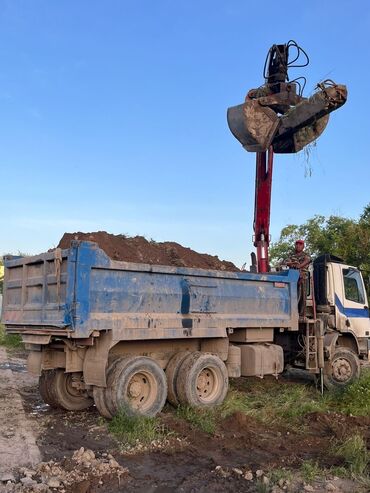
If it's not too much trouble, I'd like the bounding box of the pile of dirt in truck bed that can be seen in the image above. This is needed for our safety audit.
[58,231,240,271]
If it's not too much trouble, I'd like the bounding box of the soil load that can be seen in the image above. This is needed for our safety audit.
[58,231,240,271]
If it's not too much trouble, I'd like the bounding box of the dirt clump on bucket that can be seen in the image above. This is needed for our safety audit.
[58,231,239,271]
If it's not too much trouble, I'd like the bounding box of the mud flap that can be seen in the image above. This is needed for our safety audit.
[27,351,42,376]
[83,331,114,387]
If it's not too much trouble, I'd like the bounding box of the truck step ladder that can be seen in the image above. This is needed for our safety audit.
[305,321,318,372]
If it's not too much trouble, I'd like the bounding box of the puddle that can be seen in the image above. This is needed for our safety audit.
[0,361,27,373]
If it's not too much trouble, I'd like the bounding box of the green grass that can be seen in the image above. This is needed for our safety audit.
[218,389,251,417]
[227,380,329,427]
[255,481,269,493]
[329,465,348,478]
[176,405,216,434]
[0,324,23,350]
[175,389,259,434]
[300,460,323,482]
[328,370,370,416]
[108,408,169,447]
[268,467,293,484]
[174,370,370,436]
[332,434,369,477]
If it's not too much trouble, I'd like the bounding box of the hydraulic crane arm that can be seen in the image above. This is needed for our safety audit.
[227,41,347,273]
[254,148,273,273]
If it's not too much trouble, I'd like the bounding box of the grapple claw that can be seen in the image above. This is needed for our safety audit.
[227,49,348,155]
[227,100,279,152]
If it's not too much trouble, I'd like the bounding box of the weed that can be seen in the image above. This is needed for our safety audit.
[108,409,167,447]
[255,480,269,493]
[228,380,329,428]
[329,370,370,416]
[176,405,216,434]
[218,390,250,418]
[0,324,23,350]
[272,385,328,423]
[333,434,369,477]
[329,465,348,478]
[268,467,293,484]
[97,415,106,427]
[300,460,323,482]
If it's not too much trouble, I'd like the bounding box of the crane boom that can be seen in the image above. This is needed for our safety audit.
[227,41,347,273]
[254,149,273,273]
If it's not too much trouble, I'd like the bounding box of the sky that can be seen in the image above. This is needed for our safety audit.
[0,0,369,267]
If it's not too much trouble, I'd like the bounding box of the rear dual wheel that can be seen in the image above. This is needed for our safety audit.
[39,370,93,411]
[92,351,229,419]
[39,370,59,408]
[93,358,121,418]
[166,351,229,408]
[93,356,167,418]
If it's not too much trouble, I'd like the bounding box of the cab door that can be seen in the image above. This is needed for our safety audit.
[335,265,370,338]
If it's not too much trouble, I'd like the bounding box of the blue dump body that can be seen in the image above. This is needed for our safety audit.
[2,241,299,340]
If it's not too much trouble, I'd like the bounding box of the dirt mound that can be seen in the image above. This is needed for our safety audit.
[304,412,370,441]
[58,231,239,271]
[2,448,129,493]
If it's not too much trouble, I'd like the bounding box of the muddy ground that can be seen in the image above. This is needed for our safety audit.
[57,231,240,271]
[1,350,369,493]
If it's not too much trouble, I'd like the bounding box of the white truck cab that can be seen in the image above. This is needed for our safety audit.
[313,254,370,361]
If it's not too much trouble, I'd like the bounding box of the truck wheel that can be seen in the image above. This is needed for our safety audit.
[109,356,167,417]
[52,370,93,411]
[39,370,59,408]
[323,347,361,389]
[93,359,121,419]
[176,352,229,407]
[166,351,191,406]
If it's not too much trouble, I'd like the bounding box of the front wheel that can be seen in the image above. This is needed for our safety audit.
[323,347,361,390]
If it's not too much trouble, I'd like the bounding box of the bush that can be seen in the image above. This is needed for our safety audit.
[0,324,23,349]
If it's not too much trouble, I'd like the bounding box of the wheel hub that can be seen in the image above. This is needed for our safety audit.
[332,358,352,382]
[128,380,142,398]
[196,368,217,401]
[127,371,156,410]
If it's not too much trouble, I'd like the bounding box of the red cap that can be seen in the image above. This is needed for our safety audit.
[295,239,304,245]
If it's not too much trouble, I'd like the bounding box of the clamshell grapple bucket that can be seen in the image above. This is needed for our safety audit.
[227,82,347,154]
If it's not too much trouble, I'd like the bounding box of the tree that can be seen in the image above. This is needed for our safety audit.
[269,204,370,293]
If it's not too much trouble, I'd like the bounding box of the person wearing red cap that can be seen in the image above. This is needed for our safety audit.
[283,240,311,315]
[285,240,311,271]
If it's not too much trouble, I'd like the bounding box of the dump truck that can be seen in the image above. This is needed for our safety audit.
[1,242,369,417]
[3,40,367,417]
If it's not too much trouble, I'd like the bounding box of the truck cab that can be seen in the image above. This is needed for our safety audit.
[313,254,370,358]
[291,254,369,389]
[277,254,369,389]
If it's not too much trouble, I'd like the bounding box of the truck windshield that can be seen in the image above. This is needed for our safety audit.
[342,268,365,304]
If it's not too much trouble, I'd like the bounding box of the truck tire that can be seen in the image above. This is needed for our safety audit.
[165,351,191,407]
[323,347,361,390]
[93,358,121,419]
[176,352,229,408]
[108,356,167,417]
[52,370,93,411]
[39,370,59,408]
